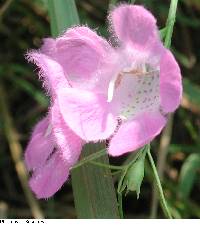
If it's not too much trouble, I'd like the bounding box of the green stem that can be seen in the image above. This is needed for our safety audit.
[147,147,172,219]
[111,170,122,176]
[117,169,128,196]
[150,116,174,218]
[164,0,179,48]
[150,0,179,218]
[149,0,178,219]
[118,193,124,218]
[71,148,107,170]
[89,161,124,170]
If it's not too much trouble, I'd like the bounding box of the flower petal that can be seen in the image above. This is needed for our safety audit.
[51,100,83,165]
[109,4,160,50]
[61,26,109,46]
[26,52,69,98]
[29,151,69,199]
[40,38,56,56]
[54,26,112,88]
[160,49,182,113]
[58,88,117,141]
[25,117,54,171]
[110,70,160,120]
[109,111,166,156]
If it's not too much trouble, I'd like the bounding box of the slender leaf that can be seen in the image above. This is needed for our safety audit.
[178,153,200,199]
[72,144,119,218]
[47,0,119,218]
[164,0,178,48]
[48,0,79,37]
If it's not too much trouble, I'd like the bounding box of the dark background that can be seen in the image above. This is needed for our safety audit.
[0,0,200,218]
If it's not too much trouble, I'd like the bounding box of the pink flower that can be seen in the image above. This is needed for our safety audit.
[25,4,182,198]
[25,102,83,198]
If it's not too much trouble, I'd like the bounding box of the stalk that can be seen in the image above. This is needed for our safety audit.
[147,147,172,219]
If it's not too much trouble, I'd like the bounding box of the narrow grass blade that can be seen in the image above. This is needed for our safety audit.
[178,153,200,199]
[47,0,79,37]
[71,143,119,218]
[164,0,178,48]
[46,0,119,218]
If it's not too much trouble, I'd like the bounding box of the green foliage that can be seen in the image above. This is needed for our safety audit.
[47,0,79,37]
[120,148,146,199]
[125,154,145,198]
[178,153,200,199]
[71,144,119,219]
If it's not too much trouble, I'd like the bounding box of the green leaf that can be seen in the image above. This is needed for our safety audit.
[72,148,106,169]
[120,147,147,199]
[47,0,79,37]
[126,157,145,198]
[46,0,119,218]
[164,0,178,48]
[71,144,119,218]
[178,153,200,199]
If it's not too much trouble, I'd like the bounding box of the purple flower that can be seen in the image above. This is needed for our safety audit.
[25,4,182,198]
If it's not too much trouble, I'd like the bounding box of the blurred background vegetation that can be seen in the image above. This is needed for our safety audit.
[0,0,200,219]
